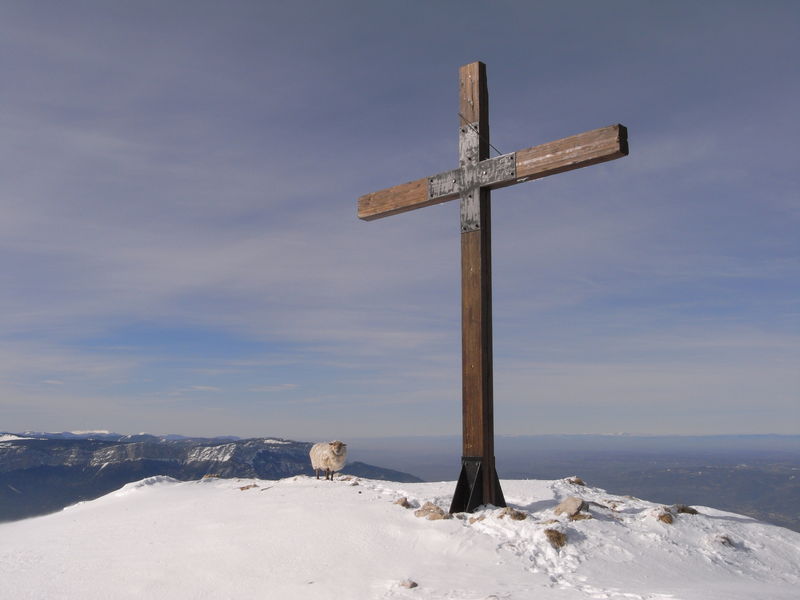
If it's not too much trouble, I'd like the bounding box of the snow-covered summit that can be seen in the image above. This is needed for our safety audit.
[1,476,797,599]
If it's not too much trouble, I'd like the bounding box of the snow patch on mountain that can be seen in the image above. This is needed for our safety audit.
[186,443,237,463]
[112,475,180,497]
[0,434,34,442]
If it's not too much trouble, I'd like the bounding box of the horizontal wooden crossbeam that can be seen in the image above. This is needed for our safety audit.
[357,124,628,221]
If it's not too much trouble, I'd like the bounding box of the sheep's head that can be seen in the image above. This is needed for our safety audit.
[329,440,347,455]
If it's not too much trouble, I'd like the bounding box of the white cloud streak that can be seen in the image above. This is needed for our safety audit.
[0,2,796,437]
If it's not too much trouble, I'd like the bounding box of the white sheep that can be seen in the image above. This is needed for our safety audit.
[309,440,347,481]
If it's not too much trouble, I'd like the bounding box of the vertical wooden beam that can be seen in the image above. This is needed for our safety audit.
[460,193,495,486]
[451,61,504,512]
[459,61,492,467]
[459,61,489,157]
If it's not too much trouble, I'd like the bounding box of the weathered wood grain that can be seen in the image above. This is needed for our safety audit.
[357,177,429,221]
[459,61,489,155]
[461,211,493,459]
[357,124,626,221]
[458,62,501,508]
[514,124,628,182]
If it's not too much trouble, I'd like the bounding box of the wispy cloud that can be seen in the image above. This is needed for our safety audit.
[249,384,298,393]
[0,2,796,437]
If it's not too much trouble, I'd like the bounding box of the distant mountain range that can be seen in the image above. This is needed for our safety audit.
[6,431,798,533]
[0,432,421,522]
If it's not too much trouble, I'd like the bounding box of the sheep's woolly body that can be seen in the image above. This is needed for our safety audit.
[309,441,347,480]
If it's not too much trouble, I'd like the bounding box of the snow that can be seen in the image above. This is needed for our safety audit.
[186,443,237,462]
[69,429,113,435]
[0,434,34,442]
[1,476,798,599]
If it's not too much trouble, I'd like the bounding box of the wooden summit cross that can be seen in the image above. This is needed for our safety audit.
[357,62,628,512]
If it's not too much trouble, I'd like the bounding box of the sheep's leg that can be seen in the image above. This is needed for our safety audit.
[315,469,319,480]
[327,468,332,481]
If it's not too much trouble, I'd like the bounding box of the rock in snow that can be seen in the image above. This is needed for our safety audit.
[414,501,451,520]
[1,476,799,599]
[553,495,587,517]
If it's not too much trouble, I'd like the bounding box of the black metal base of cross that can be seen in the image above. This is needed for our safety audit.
[449,456,506,513]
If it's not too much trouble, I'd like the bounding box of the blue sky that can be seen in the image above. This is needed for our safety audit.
[0,1,797,438]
